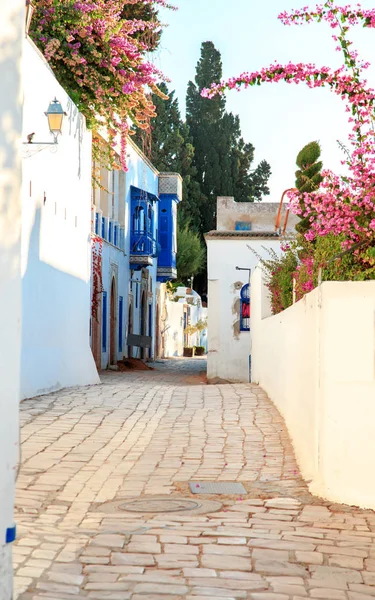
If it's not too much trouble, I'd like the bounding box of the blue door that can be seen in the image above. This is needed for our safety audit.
[119,296,123,352]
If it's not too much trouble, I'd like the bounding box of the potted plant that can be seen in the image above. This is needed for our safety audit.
[183,346,194,357]
[194,345,205,356]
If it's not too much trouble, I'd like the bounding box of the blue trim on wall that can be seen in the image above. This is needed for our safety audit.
[119,296,123,352]
[102,291,107,351]
[6,525,16,544]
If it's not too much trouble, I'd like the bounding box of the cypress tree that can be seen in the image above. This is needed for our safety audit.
[186,41,272,232]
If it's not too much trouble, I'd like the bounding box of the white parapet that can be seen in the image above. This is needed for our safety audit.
[251,267,375,509]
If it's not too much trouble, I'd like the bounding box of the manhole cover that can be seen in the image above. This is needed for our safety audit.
[93,495,222,516]
[120,498,200,513]
[189,482,247,495]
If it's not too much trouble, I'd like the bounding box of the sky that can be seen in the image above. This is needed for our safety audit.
[151,0,375,202]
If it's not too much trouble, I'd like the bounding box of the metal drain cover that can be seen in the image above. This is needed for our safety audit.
[94,495,222,516]
[120,498,200,513]
[190,482,246,495]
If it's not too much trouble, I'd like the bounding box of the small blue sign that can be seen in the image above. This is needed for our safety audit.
[235,221,252,231]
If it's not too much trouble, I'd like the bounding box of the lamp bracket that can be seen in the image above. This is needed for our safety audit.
[21,142,58,159]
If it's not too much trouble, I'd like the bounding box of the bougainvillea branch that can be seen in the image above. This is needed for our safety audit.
[91,234,104,321]
[202,0,375,289]
[30,0,175,170]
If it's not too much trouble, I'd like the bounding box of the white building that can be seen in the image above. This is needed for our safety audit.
[157,285,207,358]
[205,196,298,383]
[21,39,100,399]
[90,144,182,368]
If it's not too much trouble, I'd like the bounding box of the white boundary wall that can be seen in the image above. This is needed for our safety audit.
[21,39,99,398]
[251,267,375,509]
[0,0,24,596]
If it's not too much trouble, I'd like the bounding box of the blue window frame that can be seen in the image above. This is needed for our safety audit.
[95,212,100,235]
[102,291,107,351]
[101,216,107,239]
[240,283,250,332]
[114,224,118,247]
[108,221,113,244]
[119,296,123,352]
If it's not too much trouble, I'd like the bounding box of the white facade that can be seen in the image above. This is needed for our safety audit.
[206,196,298,383]
[206,236,284,382]
[155,285,207,358]
[251,267,375,510]
[0,0,24,596]
[91,139,178,368]
[21,40,99,398]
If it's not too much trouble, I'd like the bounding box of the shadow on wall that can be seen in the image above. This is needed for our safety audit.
[21,207,99,399]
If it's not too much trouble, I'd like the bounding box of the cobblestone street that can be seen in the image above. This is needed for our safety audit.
[14,358,375,600]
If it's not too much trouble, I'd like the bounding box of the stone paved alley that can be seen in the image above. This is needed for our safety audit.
[13,358,375,600]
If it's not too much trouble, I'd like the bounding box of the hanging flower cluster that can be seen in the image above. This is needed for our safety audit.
[202,0,375,295]
[30,0,174,170]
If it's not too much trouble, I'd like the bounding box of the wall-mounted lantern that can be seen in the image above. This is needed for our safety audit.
[23,98,66,152]
[45,98,66,143]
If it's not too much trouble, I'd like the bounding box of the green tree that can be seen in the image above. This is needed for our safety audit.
[176,222,206,282]
[133,83,206,231]
[295,141,323,234]
[120,3,161,50]
[186,41,271,232]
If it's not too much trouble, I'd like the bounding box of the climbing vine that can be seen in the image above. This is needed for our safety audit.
[91,234,104,321]
[203,0,375,299]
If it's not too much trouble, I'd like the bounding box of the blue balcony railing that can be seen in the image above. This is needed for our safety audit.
[130,229,156,256]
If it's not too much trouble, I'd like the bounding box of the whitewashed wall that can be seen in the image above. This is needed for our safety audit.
[206,237,283,382]
[21,40,99,398]
[252,268,375,509]
[164,300,185,358]
[0,1,23,596]
[99,244,127,369]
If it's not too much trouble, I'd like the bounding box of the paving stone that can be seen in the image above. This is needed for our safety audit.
[13,359,375,600]
[111,552,155,566]
[201,555,252,571]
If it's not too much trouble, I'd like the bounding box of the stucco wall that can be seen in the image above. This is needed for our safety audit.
[21,39,99,398]
[164,300,185,358]
[216,196,299,233]
[252,267,375,509]
[0,0,24,596]
[206,237,283,382]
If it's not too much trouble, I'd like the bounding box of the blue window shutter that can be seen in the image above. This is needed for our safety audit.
[102,292,107,352]
[119,296,123,352]
[95,212,99,234]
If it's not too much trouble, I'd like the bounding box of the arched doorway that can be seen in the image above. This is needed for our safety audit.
[91,311,101,370]
[110,278,116,366]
